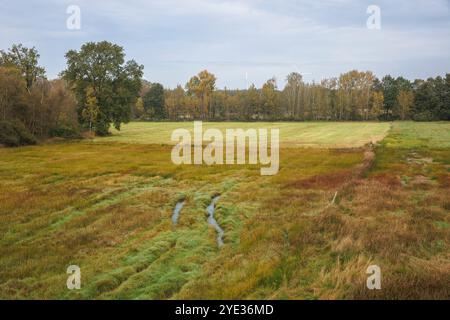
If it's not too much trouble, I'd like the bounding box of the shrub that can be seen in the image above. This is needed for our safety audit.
[0,120,37,147]
[49,125,81,139]
[10,119,37,145]
[412,112,434,121]
[0,121,20,146]
[93,125,111,137]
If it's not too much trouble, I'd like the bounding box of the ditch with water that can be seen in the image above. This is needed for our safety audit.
[171,196,224,248]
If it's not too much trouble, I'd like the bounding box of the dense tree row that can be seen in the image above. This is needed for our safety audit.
[0,42,143,144]
[0,45,78,145]
[0,41,449,147]
[147,70,449,121]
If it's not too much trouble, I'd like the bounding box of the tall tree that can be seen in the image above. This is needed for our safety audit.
[132,97,145,119]
[46,79,78,130]
[143,83,166,119]
[337,70,374,120]
[397,90,414,120]
[261,77,279,119]
[411,77,446,121]
[246,84,260,120]
[284,72,303,118]
[0,44,45,91]
[165,85,185,120]
[444,74,450,120]
[370,91,384,120]
[381,75,398,120]
[0,67,25,121]
[185,70,216,120]
[82,86,99,132]
[62,41,143,135]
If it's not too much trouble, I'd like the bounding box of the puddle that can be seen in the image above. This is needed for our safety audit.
[207,196,224,247]
[172,201,185,225]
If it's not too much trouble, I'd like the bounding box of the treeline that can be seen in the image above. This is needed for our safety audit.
[0,44,79,146]
[142,70,450,122]
[0,42,142,145]
[1,41,449,147]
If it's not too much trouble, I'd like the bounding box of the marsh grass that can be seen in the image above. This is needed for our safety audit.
[0,122,448,299]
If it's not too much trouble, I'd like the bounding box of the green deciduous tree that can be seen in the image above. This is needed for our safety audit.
[0,44,45,91]
[62,41,143,135]
[412,76,449,121]
[143,83,166,119]
[381,75,397,120]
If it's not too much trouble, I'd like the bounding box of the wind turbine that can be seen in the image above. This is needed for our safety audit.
[245,72,249,89]
[292,64,312,78]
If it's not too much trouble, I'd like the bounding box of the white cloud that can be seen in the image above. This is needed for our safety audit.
[1,0,450,87]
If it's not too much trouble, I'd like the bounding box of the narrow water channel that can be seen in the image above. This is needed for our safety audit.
[172,201,185,225]
[207,196,224,247]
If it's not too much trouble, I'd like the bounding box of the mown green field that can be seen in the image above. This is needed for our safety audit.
[99,122,391,148]
[0,122,448,299]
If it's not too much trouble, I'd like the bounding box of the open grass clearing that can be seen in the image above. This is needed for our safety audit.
[96,122,391,148]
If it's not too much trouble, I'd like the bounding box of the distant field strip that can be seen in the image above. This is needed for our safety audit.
[97,122,391,148]
[382,121,450,149]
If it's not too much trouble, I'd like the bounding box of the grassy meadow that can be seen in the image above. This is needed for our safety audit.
[99,121,391,148]
[0,121,449,299]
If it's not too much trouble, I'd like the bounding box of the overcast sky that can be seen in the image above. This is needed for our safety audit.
[1,0,450,89]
